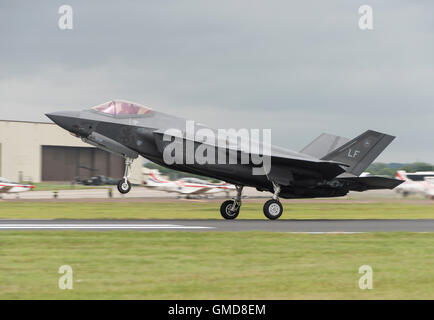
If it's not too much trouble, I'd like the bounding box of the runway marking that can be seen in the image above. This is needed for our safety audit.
[0,219,58,221]
[1,220,434,232]
[0,224,214,230]
[287,232,365,234]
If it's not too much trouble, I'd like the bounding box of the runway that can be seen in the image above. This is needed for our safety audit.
[1,219,434,232]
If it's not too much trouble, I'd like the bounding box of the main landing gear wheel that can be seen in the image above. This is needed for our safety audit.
[220,185,244,220]
[117,179,131,194]
[263,199,283,220]
[220,200,240,220]
[263,181,283,220]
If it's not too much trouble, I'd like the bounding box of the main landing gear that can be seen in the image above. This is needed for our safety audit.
[117,158,133,194]
[220,182,284,220]
[220,185,243,219]
[263,182,283,220]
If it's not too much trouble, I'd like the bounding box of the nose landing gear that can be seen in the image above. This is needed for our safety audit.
[117,158,134,194]
[117,179,131,194]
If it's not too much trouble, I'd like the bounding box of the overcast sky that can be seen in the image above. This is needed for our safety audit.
[1,1,433,162]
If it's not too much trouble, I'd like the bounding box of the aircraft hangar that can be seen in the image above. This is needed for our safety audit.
[0,120,143,183]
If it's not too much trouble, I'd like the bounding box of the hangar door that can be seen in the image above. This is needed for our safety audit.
[41,146,124,181]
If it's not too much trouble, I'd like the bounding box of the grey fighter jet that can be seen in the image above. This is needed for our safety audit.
[46,100,402,220]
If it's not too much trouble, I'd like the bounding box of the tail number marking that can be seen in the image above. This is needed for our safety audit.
[348,149,360,158]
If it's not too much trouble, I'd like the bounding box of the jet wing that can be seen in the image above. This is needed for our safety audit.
[264,156,347,185]
[338,176,404,191]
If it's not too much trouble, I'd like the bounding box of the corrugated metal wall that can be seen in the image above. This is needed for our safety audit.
[41,146,124,181]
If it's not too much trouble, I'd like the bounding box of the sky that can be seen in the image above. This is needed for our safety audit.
[1,1,433,162]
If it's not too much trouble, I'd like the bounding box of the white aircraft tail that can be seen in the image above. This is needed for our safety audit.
[145,170,170,186]
[395,170,408,181]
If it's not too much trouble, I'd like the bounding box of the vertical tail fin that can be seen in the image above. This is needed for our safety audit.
[300,133,350,158]
[321,130,395,176]
[396,170,408,181]
[146,170,169,186]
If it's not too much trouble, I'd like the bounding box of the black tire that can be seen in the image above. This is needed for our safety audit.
[117,179,131,194]
[220,200,240,220]
[263,199,283,220]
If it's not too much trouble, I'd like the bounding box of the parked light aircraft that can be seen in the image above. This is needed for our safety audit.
[0,177,34,194]
[395,170,434,199]
[144,170,235,197]
[46,100,402,219]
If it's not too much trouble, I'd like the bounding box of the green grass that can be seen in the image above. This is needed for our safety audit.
[1,201,433,299]
[0,231,433,299]
[0,201,433,220]
[29,183,109,191]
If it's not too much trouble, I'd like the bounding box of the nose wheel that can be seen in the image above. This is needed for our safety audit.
[117,157,133,194]
[117,179,132,194]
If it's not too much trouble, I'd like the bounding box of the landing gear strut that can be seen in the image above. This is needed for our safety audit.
[220,185,243,220]
[263,181,283,220]
[117,158,133,194]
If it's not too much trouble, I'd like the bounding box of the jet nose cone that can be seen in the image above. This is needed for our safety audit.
[45,111,79,122]
[45,111,81,133]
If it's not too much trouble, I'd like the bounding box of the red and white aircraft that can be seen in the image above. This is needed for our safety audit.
[395,170,434,199]
[0,177,35,194]
[144,170,235,197]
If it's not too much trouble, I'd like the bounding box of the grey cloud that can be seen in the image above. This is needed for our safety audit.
[0,0,433,162]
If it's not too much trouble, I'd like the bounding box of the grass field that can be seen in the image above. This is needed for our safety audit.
[0,201,433,220]
[28,183,109,191]
[0,200,433,299]
[0,231,433,299]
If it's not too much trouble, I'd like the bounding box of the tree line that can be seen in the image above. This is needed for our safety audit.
[367,162,434,177]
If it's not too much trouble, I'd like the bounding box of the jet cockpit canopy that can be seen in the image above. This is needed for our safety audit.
[92,100,152,116]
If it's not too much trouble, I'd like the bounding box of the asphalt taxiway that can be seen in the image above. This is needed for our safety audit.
[1,219,434,232]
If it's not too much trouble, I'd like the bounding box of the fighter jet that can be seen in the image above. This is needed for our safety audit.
[46,100,402,220]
